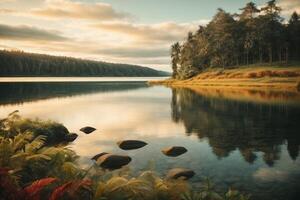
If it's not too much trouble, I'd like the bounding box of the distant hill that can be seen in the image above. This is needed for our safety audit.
[0,50,170,77]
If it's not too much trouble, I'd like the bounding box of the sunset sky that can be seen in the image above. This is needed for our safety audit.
[0,0,299,71]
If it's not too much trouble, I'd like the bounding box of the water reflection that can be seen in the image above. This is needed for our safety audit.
[0,82,148,105]
[171,88,300,166]
[0,82,299,200]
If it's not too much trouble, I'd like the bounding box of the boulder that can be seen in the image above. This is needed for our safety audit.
[97,154,132,170]
[64,133,78,142]
[162,146,187,157]
[91,152,108,161]
[117,140,147,150]
[166,168,195,180]
[80,126,96,134]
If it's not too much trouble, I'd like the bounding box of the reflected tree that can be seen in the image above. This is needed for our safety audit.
[0,82,148,105]
[171,88,300,165]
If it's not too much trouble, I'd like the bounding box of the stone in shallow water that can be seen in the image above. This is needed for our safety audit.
[117,140,147,150]
[166,168,195,180]
[91,152,108,161]
[64,133,78,142]
[80,126,96,134]
[97,154,132,170]
[162,146,187,157]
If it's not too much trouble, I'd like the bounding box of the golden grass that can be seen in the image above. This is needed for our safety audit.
[149,66,300,91]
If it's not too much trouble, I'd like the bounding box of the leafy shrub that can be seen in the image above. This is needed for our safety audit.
[0,111,72,145]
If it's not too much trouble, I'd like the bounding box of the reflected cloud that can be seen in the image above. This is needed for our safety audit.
[254,168,289,181]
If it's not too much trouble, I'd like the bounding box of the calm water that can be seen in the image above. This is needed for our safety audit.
[0,78,300,200]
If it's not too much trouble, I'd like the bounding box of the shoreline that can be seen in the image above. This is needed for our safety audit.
[149,66,300,92]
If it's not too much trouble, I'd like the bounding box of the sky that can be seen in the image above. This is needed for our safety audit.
[0,0,299,72]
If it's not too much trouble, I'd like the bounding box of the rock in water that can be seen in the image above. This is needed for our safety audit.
[91,152,108,161]
[80,126,96,134]
[64,133,78,142]
[97,154,132,170]
[166,168,195,180]
[162,146,187,157]
[117,140,147,150]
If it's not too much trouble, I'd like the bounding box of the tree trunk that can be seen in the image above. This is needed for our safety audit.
[246,50,249,66]
[259,47,263,64]
[269,47,272,64]
[278,47,281,63]
[286,46,289,64]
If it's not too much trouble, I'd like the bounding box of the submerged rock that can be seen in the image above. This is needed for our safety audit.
[80,126,96,134]
[166,168,195,180]
[97,154,132,170]
[162,146,187,157]
[117,140,147,150]
[91,152,108,161]
[64,133,78,142]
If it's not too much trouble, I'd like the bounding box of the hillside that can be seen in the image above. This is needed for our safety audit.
[0,50,169,77]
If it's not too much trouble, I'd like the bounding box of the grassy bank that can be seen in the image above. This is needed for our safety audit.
[149,65,300,91]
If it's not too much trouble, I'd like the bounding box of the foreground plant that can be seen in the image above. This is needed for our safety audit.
[0,113,250,200]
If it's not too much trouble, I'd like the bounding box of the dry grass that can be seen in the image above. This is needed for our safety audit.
[149,65,300,91]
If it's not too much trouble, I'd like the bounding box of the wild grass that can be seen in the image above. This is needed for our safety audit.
[149,65,300,91]
[0,113,250,200]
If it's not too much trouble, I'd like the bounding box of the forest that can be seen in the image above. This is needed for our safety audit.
[171,0,300,79]
[0,50,168,77]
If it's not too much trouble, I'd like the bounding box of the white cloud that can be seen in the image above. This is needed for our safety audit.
[30,0,131,21]
[91,19,209,44]
[278,0,300,17]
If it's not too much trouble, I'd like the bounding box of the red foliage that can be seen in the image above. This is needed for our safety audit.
[1,168,92,200]
[0,168,24,200]
[24,177,58,200]
[49,179,92,200]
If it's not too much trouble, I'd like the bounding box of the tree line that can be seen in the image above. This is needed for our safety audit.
[0,50,168,77]
[171,0,300,79]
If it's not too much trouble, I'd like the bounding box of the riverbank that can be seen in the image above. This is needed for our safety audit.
[149,65,300,91]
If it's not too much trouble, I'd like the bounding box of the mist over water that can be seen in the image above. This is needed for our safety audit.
[0,79,299,200]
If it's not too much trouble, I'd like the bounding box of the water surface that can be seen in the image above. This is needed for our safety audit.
[0,79,299,200]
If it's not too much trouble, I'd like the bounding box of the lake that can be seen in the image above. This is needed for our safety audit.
[0,77,300,200]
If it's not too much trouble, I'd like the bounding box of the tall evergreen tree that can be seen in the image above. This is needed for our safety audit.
[171,42,181,78]
[168,1,299,79]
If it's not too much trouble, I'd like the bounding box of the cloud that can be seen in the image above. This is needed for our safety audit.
[278,0,300,17]
[92,20,208,43]
[253,168,289,182]
[0,23,68,41]
[30,0,131,21]
[0,8,15,14]
[94,47,169,58]
[0,0,209,71]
